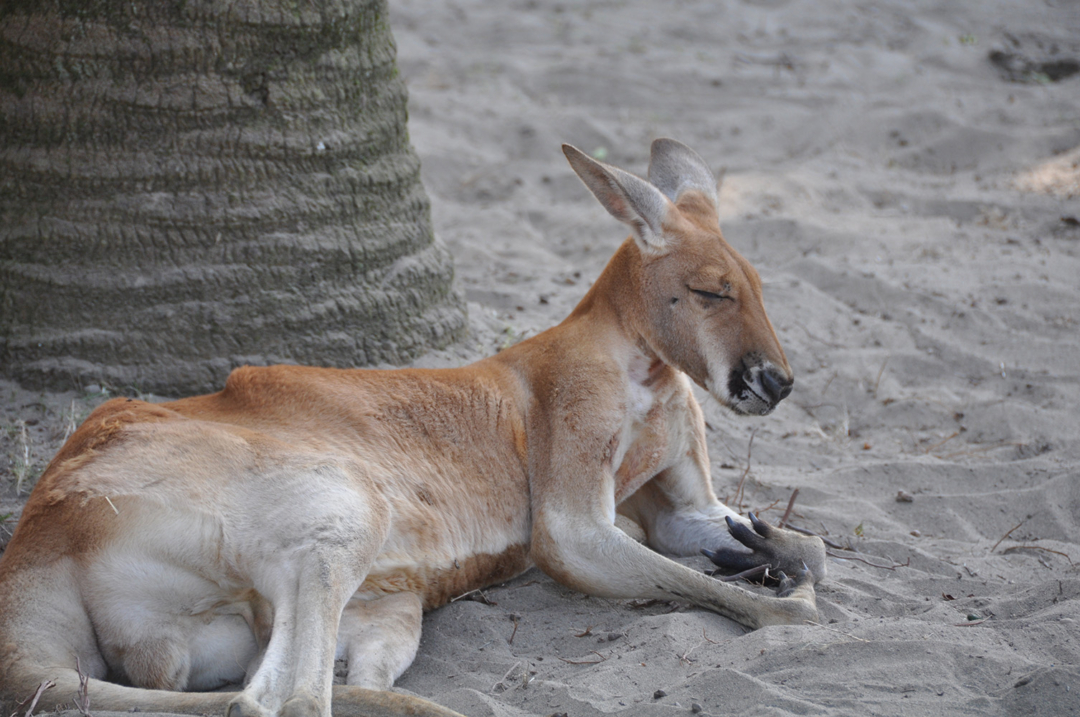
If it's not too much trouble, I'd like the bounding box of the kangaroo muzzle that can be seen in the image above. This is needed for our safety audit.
[728,362,793,415]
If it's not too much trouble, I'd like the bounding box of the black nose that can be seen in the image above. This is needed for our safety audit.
[760,367,793,403]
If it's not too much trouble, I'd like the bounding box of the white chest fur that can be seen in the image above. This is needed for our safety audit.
[607,352,664,487]
[625,352,658,420]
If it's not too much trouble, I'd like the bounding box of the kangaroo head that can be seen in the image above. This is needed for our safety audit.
[563,139,793,416]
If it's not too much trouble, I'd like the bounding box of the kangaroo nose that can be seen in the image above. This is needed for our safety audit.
[760,367,793,403]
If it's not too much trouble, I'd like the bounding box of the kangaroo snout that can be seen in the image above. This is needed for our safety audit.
[758,365,793,404]
[727,361,793,415]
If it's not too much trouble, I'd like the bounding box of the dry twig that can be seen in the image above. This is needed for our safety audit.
[873,358,889,399]
[991,517,1028,553]
[755,497,783,516]
[925,431,960,454]
[74,657,91,717]
[450,588,496,605]
[804,620,869,642]
[11,680,55,717]
[520,662,533,689]
[786,524,846,551]
[827,551,910,571]
[558,651,607,665]
[801,326,844,349]
[732,430,757,511]
[678,640,703,664]
[508,614,520,644]
[778,488,799,528]
[821,371,838,397]
[13,420,32,495]
[62,400,79,442]
[491,661,521,693]
[1002,545,1074,565]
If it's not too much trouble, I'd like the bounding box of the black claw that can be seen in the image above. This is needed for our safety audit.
[726,516,767,550]
[748,512,772,537]
[701,546,758,572]
[776,570,798,598]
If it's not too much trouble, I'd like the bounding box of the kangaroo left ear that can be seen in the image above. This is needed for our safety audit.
[563,144,674,255]
[648,138,719,212]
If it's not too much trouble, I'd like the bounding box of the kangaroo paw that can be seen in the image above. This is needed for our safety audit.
[702,514,827,584]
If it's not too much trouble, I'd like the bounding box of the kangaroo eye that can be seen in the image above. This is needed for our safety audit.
[690,288,730,302]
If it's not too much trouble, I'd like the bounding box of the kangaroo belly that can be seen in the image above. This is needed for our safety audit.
[83,550,259,691]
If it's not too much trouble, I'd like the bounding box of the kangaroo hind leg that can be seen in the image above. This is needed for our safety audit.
[227,466,391,717]
[337,591,423,690]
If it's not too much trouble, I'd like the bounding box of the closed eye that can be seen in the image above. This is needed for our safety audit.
[690,288,731,301]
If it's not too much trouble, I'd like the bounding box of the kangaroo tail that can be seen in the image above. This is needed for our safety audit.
[2,667,463,717]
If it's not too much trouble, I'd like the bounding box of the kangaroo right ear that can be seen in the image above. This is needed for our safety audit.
[562,144,673,255]
[647,138,719,211]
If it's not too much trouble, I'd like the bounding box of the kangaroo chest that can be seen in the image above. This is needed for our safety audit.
[611,358,679,505]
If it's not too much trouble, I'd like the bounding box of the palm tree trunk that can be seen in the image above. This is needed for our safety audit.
[0,0,465,395]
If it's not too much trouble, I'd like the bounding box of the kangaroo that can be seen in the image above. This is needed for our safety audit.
[0,139,825,717]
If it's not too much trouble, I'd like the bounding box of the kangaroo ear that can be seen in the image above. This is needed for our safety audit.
[647,138,718,211]
[562,144,673,254]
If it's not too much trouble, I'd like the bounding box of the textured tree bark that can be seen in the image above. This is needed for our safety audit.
[0,0,466,394]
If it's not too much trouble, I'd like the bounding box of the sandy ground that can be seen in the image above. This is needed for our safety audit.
[3,0,1080,715]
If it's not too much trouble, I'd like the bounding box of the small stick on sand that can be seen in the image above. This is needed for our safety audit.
[732,429,757,512]
[827,552,910,571]
[873,358,889,399]
[1002,545,1074,565]
[508,614,520,644]
[450,589,479,602]
[491,661,521,692]
[520,662,533,689]
[801,326,844,349]
[451,588,496,605]
[786,524,846,551]
[925,431,960,454]
[804,620,869,642]
[558,651,607,665]
[821,371,838,397]
[755,497,783,516]
[679,640,703,664]
[14,679,55,717]
[991,517,1028,553]
[778,488,800,528]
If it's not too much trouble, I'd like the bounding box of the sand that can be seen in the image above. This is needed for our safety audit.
[2,0,1079,715]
